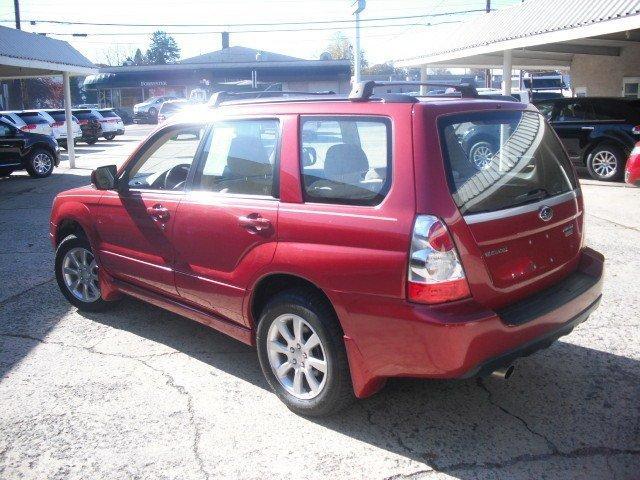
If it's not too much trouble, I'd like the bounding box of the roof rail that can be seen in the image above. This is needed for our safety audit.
[348,81,478,102]
[208,89,336,107]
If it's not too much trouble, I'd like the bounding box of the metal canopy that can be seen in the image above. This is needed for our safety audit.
[396,0,640,69]
[0,26,98,168]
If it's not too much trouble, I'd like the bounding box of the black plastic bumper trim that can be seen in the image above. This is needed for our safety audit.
[460,295,601,379]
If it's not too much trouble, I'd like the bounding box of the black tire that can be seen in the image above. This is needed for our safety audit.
[85,136,98,145]
[26,148,54,178]
[256,288,354,417]
[55,234,113,312]
[103,133,116,141]
[587,143,625,181]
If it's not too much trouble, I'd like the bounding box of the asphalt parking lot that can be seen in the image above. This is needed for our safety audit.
[0,125,638,479]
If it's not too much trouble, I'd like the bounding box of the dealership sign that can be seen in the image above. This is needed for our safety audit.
[140,81,167,87]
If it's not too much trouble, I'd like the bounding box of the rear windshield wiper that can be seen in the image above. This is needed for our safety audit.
[514,188,549,202]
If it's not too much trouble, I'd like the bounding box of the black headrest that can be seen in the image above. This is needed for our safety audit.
[324,143,369,179]
[227,136,270,177]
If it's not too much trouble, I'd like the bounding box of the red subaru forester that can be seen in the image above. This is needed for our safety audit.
[50,83,604,416]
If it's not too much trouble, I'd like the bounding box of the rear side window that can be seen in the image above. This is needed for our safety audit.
[439,110,577,215]
[99,110,119,118]
[591,100,640,122]
[193,119,279,197]
[74,111,95,120]
[16,113,48,124]
[556,101,594,121]
[300,116,391,205]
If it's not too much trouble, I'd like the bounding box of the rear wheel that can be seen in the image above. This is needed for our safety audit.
[468,140,495,170]
[55,234,113,311]
[104,133,116,141]
[256,288,354,417]
[85,136,98,145]
[587,144,624,181]
[26,149,54,178]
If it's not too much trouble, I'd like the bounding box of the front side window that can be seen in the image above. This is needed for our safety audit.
[193,119,279,197]
[440,110,577,215]
[300,116,391,205]
[127,125,204,191]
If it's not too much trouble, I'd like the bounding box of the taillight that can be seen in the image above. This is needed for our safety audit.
[407,215,470,304]
[20,124,37,131]
[78,119,88,125]
[632,125,640,135]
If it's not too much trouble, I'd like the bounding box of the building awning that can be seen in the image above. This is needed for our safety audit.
[0,26,97,77]
[396,0,640,69]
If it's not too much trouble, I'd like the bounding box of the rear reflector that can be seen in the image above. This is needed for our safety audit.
[407,215,470,304]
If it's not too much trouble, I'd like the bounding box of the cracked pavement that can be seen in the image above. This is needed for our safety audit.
[1,128,639,479]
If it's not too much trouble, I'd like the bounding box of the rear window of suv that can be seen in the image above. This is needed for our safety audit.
[439,110,577,215]
[99,109,119,118]
[16,113,49,124]
[74,111,96,120]
[300,116,391,205]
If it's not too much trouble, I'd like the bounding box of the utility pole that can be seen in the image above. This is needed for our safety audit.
[353,0,366,83]
[13,0,21,30]
[484,0,491,88]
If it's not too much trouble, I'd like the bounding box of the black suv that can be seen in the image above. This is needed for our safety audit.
[0,119,60,178]
[72,109,102,145]
[534,97,640,181]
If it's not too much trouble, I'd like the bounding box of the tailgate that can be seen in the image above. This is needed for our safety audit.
[439,109,583,308]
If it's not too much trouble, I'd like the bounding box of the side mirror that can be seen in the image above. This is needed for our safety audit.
[91,165,118,190]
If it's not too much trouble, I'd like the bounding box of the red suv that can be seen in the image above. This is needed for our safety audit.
[50,83,604,416]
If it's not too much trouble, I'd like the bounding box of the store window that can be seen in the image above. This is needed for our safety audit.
[623,77,640,99]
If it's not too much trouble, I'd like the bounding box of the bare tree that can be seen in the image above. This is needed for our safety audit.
[99,45,136,66]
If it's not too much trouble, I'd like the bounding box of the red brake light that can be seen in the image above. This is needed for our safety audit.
[20,124,37,131]
[78,119,88,125]
[407,216,470,304]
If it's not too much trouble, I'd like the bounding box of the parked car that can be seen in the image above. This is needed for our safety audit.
[113,108,133,125]
[42,110,82,149]
[625,142,640,186]
[533,97,640,181]
[51,83,603,416]
[157,99,190,123]
[133,96,178,123]
[0,111,53,137]
[0,118,60,178]
[72,109,102,145]
[95,109,125,140]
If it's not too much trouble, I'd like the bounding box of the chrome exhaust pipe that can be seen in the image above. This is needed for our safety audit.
[491,364,515,380]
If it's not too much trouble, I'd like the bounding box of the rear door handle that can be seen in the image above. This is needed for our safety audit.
[238,213,271,232]
[147,204,170,223]
[581,126,594,130]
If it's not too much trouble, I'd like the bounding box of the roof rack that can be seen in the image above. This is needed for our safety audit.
[348,81,478,102]
[208,89,336,107]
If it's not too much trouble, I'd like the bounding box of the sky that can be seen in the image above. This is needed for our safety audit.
[0,0,523,66]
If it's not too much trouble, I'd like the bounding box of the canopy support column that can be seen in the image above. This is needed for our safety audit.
[62,72,75,169]
[502,49,513,95]
[420,67,428,95]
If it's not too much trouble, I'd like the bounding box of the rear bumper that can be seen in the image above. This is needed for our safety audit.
[339,247,604,398]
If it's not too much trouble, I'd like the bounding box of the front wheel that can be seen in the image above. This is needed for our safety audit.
[587,144,624,181]
[55,234,113,311]
[104,133,116,141]
[26,149,54,178]
[468,141,496,170]
[256,288,354,417]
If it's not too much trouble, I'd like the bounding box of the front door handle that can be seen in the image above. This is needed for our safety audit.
[238,213,271,232]
[147,204,170,223]
[581,126,595,130]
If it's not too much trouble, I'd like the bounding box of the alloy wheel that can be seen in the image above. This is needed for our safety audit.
[591,150,618,178]
[471,144,494,170]
[61,247,100,302]
[32,153,53,175]
[266,314,328,400]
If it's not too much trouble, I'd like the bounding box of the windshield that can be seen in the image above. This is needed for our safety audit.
[439,110,577,215]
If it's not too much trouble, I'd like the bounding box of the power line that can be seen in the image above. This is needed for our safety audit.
[0,8,486,28]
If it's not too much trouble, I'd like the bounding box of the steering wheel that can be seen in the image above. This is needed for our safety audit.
[163,163,190,190]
